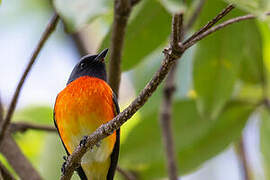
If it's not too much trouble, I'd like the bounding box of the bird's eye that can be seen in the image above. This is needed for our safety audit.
[80,62,86,69]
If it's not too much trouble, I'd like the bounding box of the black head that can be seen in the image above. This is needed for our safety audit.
[67,49,108,85]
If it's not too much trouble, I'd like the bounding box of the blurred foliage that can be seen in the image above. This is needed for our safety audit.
[53,0,113,32]
[224,0,270,17]
[12,107,53,175]
[2,0,270,179]
[160,0,185,14]
[119,100,254,179]
[193,0,263,119]
[260,109,270,179]
[100,0,171,71]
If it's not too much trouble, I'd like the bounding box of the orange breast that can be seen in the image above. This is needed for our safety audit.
[54,76,116,155]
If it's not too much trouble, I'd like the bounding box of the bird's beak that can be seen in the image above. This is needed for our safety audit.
[95,48,109,62]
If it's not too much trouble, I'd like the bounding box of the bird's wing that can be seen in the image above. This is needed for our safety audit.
[53,96,87,180]
[107,92,120,180]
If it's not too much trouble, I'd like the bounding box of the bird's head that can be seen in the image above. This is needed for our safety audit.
[67,48,108,85]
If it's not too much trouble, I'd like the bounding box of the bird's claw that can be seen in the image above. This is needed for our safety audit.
[61,160,67,174]
[80,135,88,147]
[63,155,68,161]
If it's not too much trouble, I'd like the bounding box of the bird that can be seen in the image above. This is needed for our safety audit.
[53,48,120,180]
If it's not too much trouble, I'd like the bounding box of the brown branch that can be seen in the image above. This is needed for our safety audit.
[116,166,137,180]
[184,4,234,44]
[60,6,270,180]
[159,13,184,180]
[71,33,89,56]
[9,122,56,133]
[0,13,59,144]
[0,160,15,180]
[184,0,206,31]
[0,96,42,179]
[0,134,42,180]
[183,12,270,50]
[235,137,251,180]
[107,0,132,95]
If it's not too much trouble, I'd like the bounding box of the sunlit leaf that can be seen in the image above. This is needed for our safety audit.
[100,0,171,71]
[193,0,262,118]
[53,0,113,32]
[119,100,254,179]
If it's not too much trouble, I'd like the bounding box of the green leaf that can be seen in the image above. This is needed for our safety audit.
[177,100,253,174]
[223,0,270,17]
[193,0,262,118]
[53,0,113,32]
[100,0,171,71]
[260,109,270,179]
[119,100,253,179]
[258,21,270,98]
[14,106,53,124]
[12,106,54,174]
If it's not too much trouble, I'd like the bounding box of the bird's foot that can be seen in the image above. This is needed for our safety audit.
[61,156,69,174]
[79,135,88,147]
[79,135,102,152]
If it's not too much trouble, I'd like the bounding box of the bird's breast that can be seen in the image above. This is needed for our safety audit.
[54,76,116,163]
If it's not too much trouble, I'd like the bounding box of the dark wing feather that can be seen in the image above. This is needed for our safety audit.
[107,93,120,180]
[53,99,87,180]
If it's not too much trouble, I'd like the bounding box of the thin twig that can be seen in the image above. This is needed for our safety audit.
[0,13,59,144]
[60,8,270,180]
[160,1,206,177]
[183,12,270,50]
[160,13,184,180]
[116,166,137,180]
[0,161,15,180]
[9,122,56,133]
[71,33,89,56]
[184,0,206,30]
[184,4,234,44]
[235,137,251,180]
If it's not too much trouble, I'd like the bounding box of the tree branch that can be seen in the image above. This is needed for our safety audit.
[9,122,56,133]
[0,96,42,179]
[235,137,251,180]
[107,0,132,95]
[60,7,270,180]
[182,11,270,50]
[159,13,184,180]
[0,160,15,180]
[0,13,59,144]
[0,134,42,180]
[184,4,234,44]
